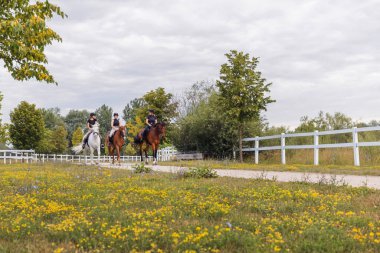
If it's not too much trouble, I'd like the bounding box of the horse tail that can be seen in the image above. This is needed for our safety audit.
[72,144,83,154]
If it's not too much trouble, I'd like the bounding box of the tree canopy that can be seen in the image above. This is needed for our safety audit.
[0,0,66,84]
[9,101,44,149]
[217,50,275,162]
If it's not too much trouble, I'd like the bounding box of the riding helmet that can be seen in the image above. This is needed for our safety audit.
[90,112,96,117]
[114,113,119,116]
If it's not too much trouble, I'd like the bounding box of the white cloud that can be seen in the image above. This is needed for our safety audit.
[0,0,379,128]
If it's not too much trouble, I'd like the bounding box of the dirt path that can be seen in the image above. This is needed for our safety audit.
[100,163,380,189]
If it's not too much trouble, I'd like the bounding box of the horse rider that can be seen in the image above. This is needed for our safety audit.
[82,112,97,148]
[108,113,121,146]
[142,109,157,140]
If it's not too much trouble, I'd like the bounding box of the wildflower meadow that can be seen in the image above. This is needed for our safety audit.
[0,163,379,253]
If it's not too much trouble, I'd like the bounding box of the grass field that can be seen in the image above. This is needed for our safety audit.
[0,164,379,253]
[161,160,380,176]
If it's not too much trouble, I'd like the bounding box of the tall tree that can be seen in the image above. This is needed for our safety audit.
[0,92,9,145]
[41,107,64,129]
[51,125,68,153]
[216,50,275,162]
[64,109,89,145]
[137,87,178,122]
[95,104,113,136]
[71,126,83,146]
[176,80,215,118]
[0,0,66,84]
[122,98,144,123]
[9,101,44,149]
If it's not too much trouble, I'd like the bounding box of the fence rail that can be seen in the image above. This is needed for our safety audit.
[242,126,380,166]
[0,147,177,164]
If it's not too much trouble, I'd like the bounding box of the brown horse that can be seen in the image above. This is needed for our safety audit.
[105,126,126,165]
[134,122,166,165]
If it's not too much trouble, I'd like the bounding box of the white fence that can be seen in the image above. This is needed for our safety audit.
[242,126,380,166]
[0,146,177,164]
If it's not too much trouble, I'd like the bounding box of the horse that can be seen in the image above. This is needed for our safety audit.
[72,123,101,165]
[105,126,126,165]
[134,122,166,165]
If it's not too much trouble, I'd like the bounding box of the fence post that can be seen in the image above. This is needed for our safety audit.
[281,133,286,165]
[254,136,259,164]
[314,130,319,166]
[353,127,360,166]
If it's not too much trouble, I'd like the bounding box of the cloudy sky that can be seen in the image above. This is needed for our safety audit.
[0,0,379,128]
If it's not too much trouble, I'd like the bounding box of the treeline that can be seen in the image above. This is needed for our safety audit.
[0,87,179,155]
[1,86,379,159]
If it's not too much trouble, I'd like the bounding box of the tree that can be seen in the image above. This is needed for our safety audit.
[51,125,68,153]
[176,80,215,118]
[95,104,113,136]
[35,128,54,153]
[137,87,178,122]
[41,107,64,129]
[172,91,265,158]
[64,109,89,145]
[122,98,144,123]
[9,101,44,149]
[0,92,9,145]
[216,50,275,162]
[0,0,66,84]
[71,127,83,146]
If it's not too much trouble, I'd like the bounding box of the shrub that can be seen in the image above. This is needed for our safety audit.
[184,166,218,178]
[132,163,152,174]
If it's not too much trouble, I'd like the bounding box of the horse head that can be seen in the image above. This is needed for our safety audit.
[92,122,100,135]
[156,122,166,139]
[119,125,126,137]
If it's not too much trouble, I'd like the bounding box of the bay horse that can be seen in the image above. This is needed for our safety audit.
[105,126,126,165]
[134,122,166,165]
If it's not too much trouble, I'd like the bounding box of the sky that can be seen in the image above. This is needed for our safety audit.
[0,0,379,128]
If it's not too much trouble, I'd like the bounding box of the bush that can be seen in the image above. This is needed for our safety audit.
[132,163,152,174]
[184,166,218,178]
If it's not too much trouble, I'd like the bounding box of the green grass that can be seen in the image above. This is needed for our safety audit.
[161,160,380,176]
[0,163,379,252]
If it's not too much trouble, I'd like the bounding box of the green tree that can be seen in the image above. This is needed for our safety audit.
[172,92,265,158]
[71,126,83,146]
[9,101,44,149]
[35,128,53,153]
[41,107,64,129]
[216,50,275,162]
[0,92,9,145]
[50,125,68,153]
[0,0,66,84]
[64,109,89,145]
[122,98,144,123]
[137,87,178,122]
[95,104,113,136]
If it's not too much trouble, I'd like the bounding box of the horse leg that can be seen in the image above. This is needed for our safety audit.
[90,147,94,165]
[97,146,101,165]
[116,146,120,165]
[139,144,143,163]
[110,147,115,164]
[144,146,149,165]
[152,144,157,165]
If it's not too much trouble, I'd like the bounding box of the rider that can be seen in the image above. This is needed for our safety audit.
[108,113,121,146]
[142,109,157,140]
[82,112,97,148]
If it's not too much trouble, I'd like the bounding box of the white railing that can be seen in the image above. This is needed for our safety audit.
[0,147,177,164]
[242,126,380,166]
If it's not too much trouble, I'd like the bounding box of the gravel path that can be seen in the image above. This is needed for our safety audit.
[100,163,380,190]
